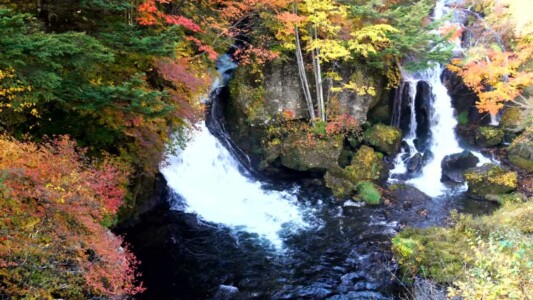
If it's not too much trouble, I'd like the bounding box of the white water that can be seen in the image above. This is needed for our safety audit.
[161,124,306,248]
[405,67,464,197]
[391,0,492,197]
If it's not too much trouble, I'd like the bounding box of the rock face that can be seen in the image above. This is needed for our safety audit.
[260,133,343,174]
[475,126,504,147]
[225,59,388,172]
[441,68,489,125]
[279,133,344,172]
[228,59,383,126]
[507,130,533,172]
[464,164,517,200]
[414,81,432,151]
[363,124,402,156]
[441,151,479,183]
[325,145,388,198]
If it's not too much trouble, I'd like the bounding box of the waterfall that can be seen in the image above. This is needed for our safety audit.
[390,0,490,197]
[161,55,306,248]
[405,67,464,197]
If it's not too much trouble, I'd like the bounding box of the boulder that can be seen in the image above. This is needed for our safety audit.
[507,130,533,172]
[499,106,523,132]
[325,146,388,198]
[363,124,402,155]
[280,133,344,172]
[406,153,424,173]
[475,126,504,147]
[464,164,517,200]
[325,166,357,198]
[441,151,479,183]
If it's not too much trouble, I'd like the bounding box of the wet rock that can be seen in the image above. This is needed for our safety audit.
[422,150,434,165]
[464,164,518,200]
[441,151,479,183]
[280,133,344,172]
[327,291,389,300]
[294,284,333,298]
[475,126,504,147]
[390,81,415,134]
[414,81,432,150]
[406,153,424,173]
[363,124,402,155]
[214,285,239,300]
[507,130,533,172]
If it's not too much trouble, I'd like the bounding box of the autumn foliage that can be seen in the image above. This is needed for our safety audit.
[0,136,143,298]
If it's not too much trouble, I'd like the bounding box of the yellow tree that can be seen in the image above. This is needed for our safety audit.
[448,0,533,115]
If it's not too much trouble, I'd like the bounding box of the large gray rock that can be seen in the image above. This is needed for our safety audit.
[441,151,479,183]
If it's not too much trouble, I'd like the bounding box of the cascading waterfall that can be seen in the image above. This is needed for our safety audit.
[390,0,490,197]
[160,55,306,248]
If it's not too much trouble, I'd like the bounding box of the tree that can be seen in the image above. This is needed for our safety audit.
[447,0,533,115]
[0,136,143,298]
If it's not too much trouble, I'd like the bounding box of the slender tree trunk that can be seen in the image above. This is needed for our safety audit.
[313,28,325,121]
[293,2,315,120]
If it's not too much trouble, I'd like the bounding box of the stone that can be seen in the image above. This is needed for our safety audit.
[214,285,239,300]
[507,130,533,172]
[406,153,423,173]
[464,164,518,200]
[499,106,523,131]
[325,146,388,198]
[363,124,402,155]
[475,126,504,147]
[441,151,479,183]
[414,81,432,150]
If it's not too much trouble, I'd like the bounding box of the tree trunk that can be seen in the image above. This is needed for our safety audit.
[313,27,325,121]
[293,2,315,120]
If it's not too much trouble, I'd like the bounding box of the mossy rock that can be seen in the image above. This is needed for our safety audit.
[475,126,504,147]
[507,130,533,172]
[324,145,388,198]
[363,124,402,155]
[280,133,344,172]
[356,181,381,205]
[345,145,389,183]
[499,106,523,131]
[464,164,517,200]
[325,165,357,198]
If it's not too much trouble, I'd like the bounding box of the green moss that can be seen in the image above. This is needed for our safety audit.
[464,164,517,199]
[499,106,523,130]
[345,145,386,183]
[228,67,267,123]
[363,124,402,155]
[475,126,504,147]
[457,111,469,125]
[325,146,387,198]
[507,129,533,172]
[356,181,381,205]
